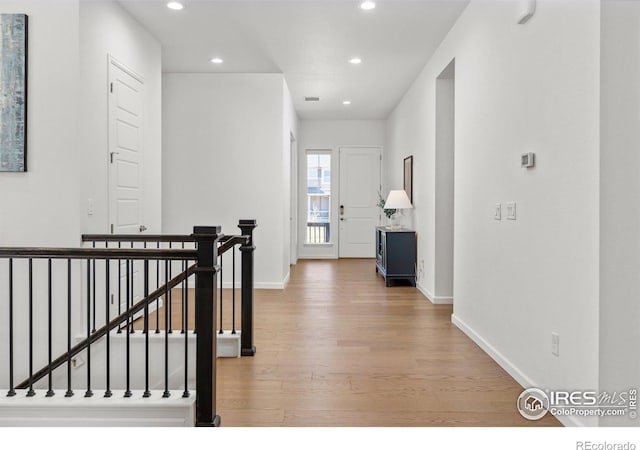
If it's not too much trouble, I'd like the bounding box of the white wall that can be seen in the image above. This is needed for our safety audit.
[0,0,163,390]
[0,0,82,388]
[79,0,162,235]
[385,0,601,426]
[0,0,81,246]
[297,120,385,258]
[162,73,289,288]
[599,0,640,427]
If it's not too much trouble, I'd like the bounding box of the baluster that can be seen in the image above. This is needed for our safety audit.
[46,259,54,397]
[105,258,112,398]
[168,242,173,334]
[27,258,34,397]
[92,242,96,333]
[181,242,186,334]
[163,260,170,398]
[232,246,236,334]
[7,259,15,397]
[117,242,122,333]
[65,259,73,398]
[129,242,135,334]
[143,260,150,398]
[219,253,223,335]
[85,260,93,398]
[124,259,132,398]
[156,242,161,334]
[183,257,190,399]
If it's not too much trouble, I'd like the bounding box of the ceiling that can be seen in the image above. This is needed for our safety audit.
[117,0,469,120]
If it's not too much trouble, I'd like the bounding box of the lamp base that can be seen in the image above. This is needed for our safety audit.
[389,213,402,230]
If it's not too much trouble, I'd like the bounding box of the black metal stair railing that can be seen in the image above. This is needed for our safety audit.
[81,218,257,358]
[0,220,257,427]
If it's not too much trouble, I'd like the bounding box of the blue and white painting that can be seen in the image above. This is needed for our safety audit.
[0,14,27,172]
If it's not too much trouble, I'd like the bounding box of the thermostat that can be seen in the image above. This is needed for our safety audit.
[521,152,535,168]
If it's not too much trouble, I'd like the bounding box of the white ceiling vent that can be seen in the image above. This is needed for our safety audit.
[304,96,320,102]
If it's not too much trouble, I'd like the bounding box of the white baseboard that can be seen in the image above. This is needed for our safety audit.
[451,314,585,427]
[282,270,290,289]
[0,389,195,427]
[254,281,286,289]
[416,282,453,304]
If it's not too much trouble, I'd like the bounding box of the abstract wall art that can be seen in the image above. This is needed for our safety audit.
[0,14,27,172]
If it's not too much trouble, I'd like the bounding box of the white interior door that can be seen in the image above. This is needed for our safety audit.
[339,147,381,258]
[108,57,145,310]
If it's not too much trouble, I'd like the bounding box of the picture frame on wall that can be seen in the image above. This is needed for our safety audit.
[404,155,413,204]
[0,14,28,172]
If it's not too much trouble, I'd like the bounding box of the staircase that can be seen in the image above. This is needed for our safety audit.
[0,220,257,427]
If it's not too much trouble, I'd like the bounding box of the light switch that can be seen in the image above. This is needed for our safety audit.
[506,202,516,220]
[521,152,535,168]
[494,203,501,220]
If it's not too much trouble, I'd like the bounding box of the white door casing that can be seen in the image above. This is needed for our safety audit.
[339,147,382,258]
[290,133,298,264]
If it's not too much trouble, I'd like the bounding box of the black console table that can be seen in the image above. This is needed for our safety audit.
[375,227,416,287]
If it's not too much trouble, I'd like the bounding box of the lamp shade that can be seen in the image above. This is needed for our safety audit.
[384,190,413,209]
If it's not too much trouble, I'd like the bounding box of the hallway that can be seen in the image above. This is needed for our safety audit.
[216,259,560,426]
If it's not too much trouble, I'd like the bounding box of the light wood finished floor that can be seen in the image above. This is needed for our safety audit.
[141,259,561,427]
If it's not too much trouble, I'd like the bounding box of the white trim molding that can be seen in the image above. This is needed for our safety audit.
[417,282,453,305]
[451,314,585,427]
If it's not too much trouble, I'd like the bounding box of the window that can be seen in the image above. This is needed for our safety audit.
[306,151,331,244]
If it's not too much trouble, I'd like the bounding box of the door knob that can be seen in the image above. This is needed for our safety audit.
[139,225,147,232]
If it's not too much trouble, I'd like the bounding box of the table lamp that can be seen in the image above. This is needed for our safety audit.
[384,190,413,230]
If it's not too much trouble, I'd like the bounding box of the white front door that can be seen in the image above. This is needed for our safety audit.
[108,57,145,310]
[339,147,381,258]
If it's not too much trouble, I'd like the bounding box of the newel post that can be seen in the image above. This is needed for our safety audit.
[238,219,257,356]
[193,226,222,427]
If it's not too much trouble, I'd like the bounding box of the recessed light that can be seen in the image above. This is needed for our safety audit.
[349,57,362,65]
[343,100,352,106]
[360,1,376,11]
[210,57,224,64]
[167,2,184,11]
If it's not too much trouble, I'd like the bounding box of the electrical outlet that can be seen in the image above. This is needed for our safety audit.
[494,203,502,220]
[418,260,425,280]
[87,198,94,217]
[551,332,560,357]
